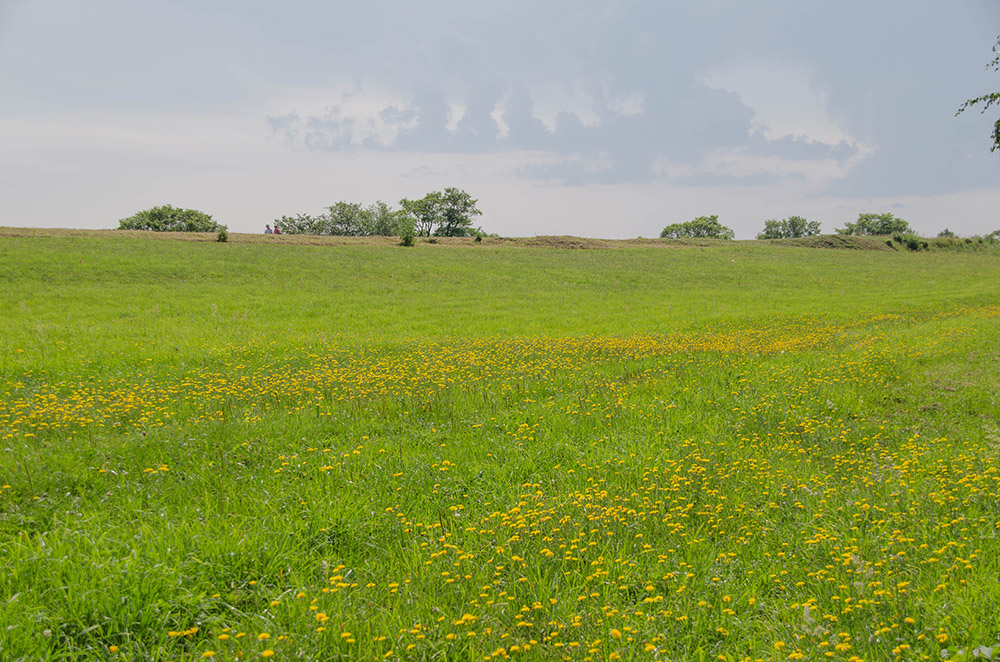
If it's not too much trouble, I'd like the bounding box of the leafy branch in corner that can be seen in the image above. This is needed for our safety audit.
[957,35,1000,152]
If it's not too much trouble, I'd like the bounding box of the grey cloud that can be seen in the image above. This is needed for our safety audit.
[284,76,758,184]
[454,85,503,149]
[302,113,355,152]
[746,133,860,163]
[266,113,300,141]
[769,0,1000,195]
[394,85,453,151]
[501,85,553,150]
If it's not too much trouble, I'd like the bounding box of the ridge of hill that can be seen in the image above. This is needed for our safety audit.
[0,226,906,249]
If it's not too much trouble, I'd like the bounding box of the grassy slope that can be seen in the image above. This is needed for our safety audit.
[1,231,999,661]
[2,234,997,367]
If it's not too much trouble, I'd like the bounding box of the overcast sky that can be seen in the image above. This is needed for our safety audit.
[2,0,999,238]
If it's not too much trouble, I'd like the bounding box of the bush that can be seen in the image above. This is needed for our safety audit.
[276,201,405,237]
[118,205,224,232]
[891,232,929,252]
[660,215,735,239]
[277,191,486,238]
[757,216,822,239]
[399,220,416,247]
[216,228,229,243]
[836,212,910,236]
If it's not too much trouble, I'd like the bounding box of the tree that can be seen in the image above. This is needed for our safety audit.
[399,188,482,237]
[274,212,323,235]
[435,188,482,237]
[117,204,224,232]
[660,215,734,240]
[757,216,822,239]
[360,201,405,236]
[956,35,1000,152]
[836,212,910,236]
[323,201,369,236]
[399,193,441,237]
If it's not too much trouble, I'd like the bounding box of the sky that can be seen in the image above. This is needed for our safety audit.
[1,0,999,239]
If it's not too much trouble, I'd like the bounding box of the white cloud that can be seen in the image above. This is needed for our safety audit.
[531,84,602,131]
[446,102,467,133]
[490,100,511,139]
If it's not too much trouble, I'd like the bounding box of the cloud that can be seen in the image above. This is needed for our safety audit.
[252,1,915,190]
[2,0,999,234]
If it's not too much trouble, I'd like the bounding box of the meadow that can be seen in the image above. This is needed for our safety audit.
[1,231,999,661]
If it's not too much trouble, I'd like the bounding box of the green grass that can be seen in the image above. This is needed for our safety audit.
[1,231,999,661]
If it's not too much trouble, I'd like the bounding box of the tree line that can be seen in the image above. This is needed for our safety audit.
[116,202,995,246]
[659,212,984,241]
[274,188,484,239]
[116,188,487,242]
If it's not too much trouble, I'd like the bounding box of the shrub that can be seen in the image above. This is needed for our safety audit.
[836,212,910,236]
[275,201,405,237]
[757,216,822,239]
[216,228,229,243]
[118,205,224,232]
[399,220,416,247]
[891,232,929,252]
[660,215,735,239]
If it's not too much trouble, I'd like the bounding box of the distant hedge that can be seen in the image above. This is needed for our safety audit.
[118,205,225,232]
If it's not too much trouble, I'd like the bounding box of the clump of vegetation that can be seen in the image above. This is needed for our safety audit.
[216,228,229,243]
[399,188,482,237]
[276,200,403,237]
[887,231,930,251]
[660,215,734,239]
[757,215,821,239]
[275,188,485,240]
[836,212,910,236]
[398,220,416,247]
[117,205,225,233]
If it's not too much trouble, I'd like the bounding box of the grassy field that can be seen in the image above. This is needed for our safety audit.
[1,230,999,661]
